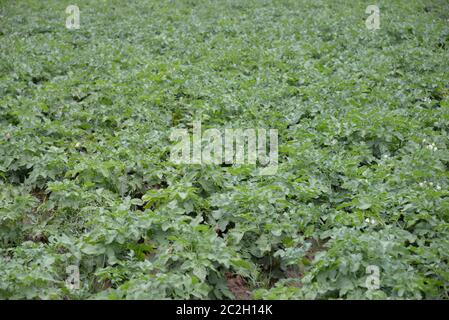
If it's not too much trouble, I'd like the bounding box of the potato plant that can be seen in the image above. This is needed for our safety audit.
[0,0,448,299]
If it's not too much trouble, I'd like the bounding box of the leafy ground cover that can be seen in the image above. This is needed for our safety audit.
[0,0,449,299]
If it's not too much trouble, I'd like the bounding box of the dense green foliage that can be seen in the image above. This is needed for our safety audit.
[1,0,449,299]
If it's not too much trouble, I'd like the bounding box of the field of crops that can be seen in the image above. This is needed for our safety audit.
[1,0,449,299]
